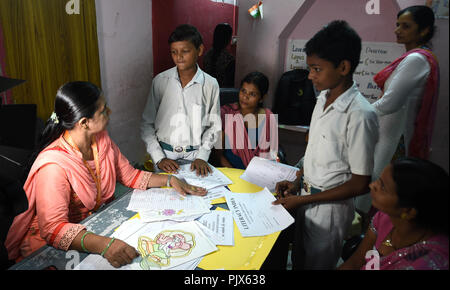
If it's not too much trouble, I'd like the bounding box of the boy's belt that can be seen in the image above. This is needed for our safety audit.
[300,177,322,195]
[160,141,197,153]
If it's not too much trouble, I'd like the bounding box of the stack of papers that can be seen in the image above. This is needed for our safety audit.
[197,210,234,246]
[240,157,299,192]
[201,186,229,204]
[175,163,233,190]
[127,188,211,222]
[75,221,218,270]
[224,187,294,237]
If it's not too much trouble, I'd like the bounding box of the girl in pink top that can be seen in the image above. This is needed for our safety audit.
[338,157,448,270]
[214,71,278,169]
[5,82,206,268]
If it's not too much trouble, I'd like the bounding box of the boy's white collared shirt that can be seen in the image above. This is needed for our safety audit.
[303,82,379,190]
[141,65,221,164]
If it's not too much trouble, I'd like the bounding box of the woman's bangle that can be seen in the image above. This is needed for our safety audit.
[80,231,94,253]
[101,237,116,257]
[166,175,172,187]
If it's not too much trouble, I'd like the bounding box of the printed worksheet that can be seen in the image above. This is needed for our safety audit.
[224,187,294,237]
[202,186,230,203]
[175,163,233,190]
[127,188,211,212]
[197,210,234,246]
[240,157,299,192]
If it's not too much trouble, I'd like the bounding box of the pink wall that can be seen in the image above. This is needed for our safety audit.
[152,0,238,76]
[288,0,399,42]
[234,0,306,108]
[234,0,448,171]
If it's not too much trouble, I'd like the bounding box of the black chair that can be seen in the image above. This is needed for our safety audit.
[219,87,239,106]
[0,104,43,182]
[0,104,37,150]
[341,234,364,261]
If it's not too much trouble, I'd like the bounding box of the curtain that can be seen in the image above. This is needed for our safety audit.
[0,0,101,119]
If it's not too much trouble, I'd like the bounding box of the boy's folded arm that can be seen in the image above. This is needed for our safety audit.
[197,126,220,161]
[140,86,166,164]
[300,173,371,205]
[141,125,166,164]
[197,85,221,162]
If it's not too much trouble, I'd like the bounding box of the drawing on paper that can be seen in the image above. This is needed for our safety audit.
[137,230,195,269]
[160,209,184,216]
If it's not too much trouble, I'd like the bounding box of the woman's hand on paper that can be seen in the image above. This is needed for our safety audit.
[170,176,207,196]
[103,238,140,268]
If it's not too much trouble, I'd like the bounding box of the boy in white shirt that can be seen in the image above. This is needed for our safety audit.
[141,24,221,176]
[273,20,379,269]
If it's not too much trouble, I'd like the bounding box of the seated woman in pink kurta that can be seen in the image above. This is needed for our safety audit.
[338,157,449,270]
[214,71,278,169]
[5,81,206,268]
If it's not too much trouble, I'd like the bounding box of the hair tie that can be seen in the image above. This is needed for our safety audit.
[50,112,59,124]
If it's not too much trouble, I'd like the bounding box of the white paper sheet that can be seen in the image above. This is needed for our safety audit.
[224,187,294,237]
[138,210,208,223]
[127,188,211,212]
[75,221,217,270]
[75,220,176,270]
[240,157,299,192]
[196,210,234,246]
[175,163,232,190]
[202,186,230,203]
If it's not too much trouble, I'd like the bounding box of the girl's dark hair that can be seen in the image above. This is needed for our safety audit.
[392,157,449,235]
[398,5,436,45]
[240,71,269,107]
[212,23,232,52]
[21,81,102,183]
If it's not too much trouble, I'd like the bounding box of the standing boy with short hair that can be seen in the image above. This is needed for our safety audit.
[141,24,221,176]
[273,20,379,269]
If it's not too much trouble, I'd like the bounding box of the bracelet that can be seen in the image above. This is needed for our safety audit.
[166,175,172,187]
[80,231,94,252]
[101,237,116,257]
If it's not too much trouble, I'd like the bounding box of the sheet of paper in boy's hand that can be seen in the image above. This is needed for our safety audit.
[175,163,232,190]
[240,157,299,192]
[196,210,234,246]
[224,187,294,237]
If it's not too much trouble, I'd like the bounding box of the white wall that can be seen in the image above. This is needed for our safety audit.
[235,0,306,109]
[95,0,153,163]
[235,0,448,172]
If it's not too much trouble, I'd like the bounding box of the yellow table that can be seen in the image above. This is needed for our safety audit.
[198,168,280,270]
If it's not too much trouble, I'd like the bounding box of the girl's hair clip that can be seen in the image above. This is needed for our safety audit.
[50,112,59,124]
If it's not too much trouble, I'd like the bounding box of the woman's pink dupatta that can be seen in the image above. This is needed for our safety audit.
[5,131,122,260]
[366,212,449,270]
[221,103,278,167]
[374,48,440,159]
